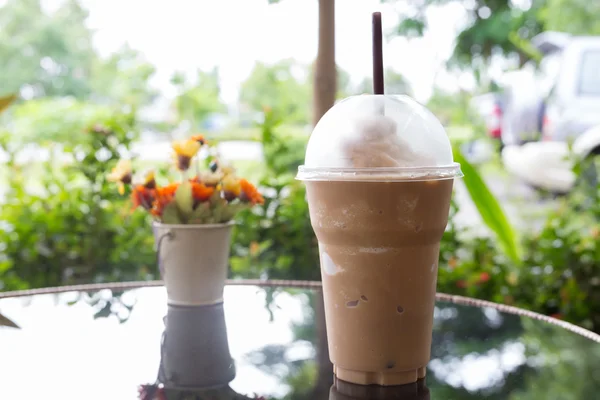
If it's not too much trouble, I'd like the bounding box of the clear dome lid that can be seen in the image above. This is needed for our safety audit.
[297,95,462,181]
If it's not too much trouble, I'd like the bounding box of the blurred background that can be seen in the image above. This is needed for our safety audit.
[1,0,600,396]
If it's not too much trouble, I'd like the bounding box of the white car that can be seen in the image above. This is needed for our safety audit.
[501,33,600,192]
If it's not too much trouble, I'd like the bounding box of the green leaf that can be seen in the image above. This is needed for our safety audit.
[0,94,17,115]
[208,189,222,204]
[508,31,543,64]
[189,202,210,223]
[174,181,193,216]
[395,18,426,38]
[220,203,248,223]
[453,144,522,265]
[162,202,183,224]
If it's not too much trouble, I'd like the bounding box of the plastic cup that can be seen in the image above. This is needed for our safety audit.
[297,95,462,386]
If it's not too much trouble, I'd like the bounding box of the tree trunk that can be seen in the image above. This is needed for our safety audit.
[311,1,336,396]
[312,0,337,127]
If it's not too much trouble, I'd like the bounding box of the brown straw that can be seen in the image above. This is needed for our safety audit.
[372,12,384,94]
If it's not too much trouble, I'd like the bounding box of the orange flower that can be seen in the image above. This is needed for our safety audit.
[151,183,179,217]
[190,134,207,145]
[191,181,214,203]
[239,179,264,205]
[131,185,155,211]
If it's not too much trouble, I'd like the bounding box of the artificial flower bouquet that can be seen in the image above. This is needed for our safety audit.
[108,135,264,224]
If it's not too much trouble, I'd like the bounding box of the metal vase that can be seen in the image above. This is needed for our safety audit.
[153,222,233,306]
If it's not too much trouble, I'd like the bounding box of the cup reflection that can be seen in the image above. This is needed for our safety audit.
[330,378,430,400]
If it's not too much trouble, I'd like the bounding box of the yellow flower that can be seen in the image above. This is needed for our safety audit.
[142,170,156,189]
[172,139,201,171]
[107,159,132,195]
[222,174,241,202]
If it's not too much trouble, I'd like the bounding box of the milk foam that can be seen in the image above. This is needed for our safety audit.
[342,114,435,168]
[303,95,455,171]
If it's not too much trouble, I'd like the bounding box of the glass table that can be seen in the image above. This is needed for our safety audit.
[1,280,599,399]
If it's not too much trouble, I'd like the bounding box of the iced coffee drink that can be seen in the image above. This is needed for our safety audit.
[297,95,462,385]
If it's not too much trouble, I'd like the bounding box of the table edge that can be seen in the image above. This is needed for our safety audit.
[2,279,599,343]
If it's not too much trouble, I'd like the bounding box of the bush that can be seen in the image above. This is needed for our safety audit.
[436,160,600,332]
[0,107,156,291]
[230,109,319,281]
[4,98,115,145]
[519,168,600,331]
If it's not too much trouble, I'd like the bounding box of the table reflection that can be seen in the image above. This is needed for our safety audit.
[0,285,599,399]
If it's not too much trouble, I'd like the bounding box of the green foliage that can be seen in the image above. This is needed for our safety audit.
[0,0,156,106]
[518,169,600,331]
[335,66,353,99]
[453,144,522,264]
[539,0,600,35]
[436,157,600,332]
[230,109,319,281]
[390,0,600,69]
[388,0,544,67]
[0,0,96,98]
[7,98,113,144]
[394,17,426,38]
[426,90,472,126]
[172,68,227,129]
[508,31,543,65]
[450,4,543,67]
[354,68,412,96]
[239,60,311,126]
[0,108,156,291]
[437,197,517,306]
[90,45,158,108]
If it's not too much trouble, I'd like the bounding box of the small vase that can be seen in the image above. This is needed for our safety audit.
[153,221,234,306]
